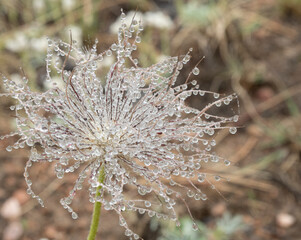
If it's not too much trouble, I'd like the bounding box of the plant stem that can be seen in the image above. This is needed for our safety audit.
[87,165,105,240]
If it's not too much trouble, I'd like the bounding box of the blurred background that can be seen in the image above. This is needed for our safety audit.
[0,0,300,239]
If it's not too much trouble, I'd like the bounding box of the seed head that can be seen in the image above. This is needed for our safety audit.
[1,12,239,239]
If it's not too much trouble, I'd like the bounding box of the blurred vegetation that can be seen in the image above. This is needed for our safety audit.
[153,212,248,240]
[277,0,301,18]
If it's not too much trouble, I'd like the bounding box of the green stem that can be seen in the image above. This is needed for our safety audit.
[87,165,105,240]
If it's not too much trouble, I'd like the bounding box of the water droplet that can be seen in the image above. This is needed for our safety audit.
[194,193,201,200]
[187,190,194,198]
[111,44,117,51]
[138,208,145,214]
[198,173,206,183]
[121,12,126,20]
[213,93,220,99]
[201,194,207,201]
[71,212,78,219]
[192,67,199,75]
[38,198,44,206]
[26,188,32,195]
[6,146,12,152]
[125,229,132,236]
[192,222,198,231]
[224,160,231,166]
[233,115,239,122]
[214,175,221,181]
[56,171,64,179]
[135,36,141,43]
[215,101,221,107]
[148,211,155,217]
[26,138,34,146]
[145,201,151,207]
[229,127,237,134]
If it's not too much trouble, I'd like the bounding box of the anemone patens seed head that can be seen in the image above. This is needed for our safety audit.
[1,12,239,239]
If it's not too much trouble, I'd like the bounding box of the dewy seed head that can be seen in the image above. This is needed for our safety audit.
[1,11,239,239]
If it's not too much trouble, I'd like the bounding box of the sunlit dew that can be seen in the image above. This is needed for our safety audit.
[0,11,239,239]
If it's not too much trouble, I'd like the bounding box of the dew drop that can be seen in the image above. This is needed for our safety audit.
[214,175,221,181]
[56,171,64,179]
[111,43,117,51]
[187,190,194,198]
[121,12,126,20]
[148,211,155,217]
[213,93,220,99]
[233,115,239,122]
[38,198,44,206]
[6,146,12,152]
[229,127,237,134]
[192,67,199,75]
[192,222,198,231]
[215,101,221,107]
[194,193,201,200]
[201,194,207,201]
[26,138,34,146]
[135,36,141,43]
[138,208,145,214]
[197,173,206,183]
[224,160,231,166]
[145,201,151,207]
[71,212,78,219]
[191,80,197,85]
[125,229,132,237]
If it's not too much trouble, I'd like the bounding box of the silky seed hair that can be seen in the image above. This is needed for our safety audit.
[1,11,239,239]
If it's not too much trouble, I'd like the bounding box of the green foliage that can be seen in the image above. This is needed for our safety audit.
[177,0,225,28]
[158,217,206,240]
[156,212,248,240]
